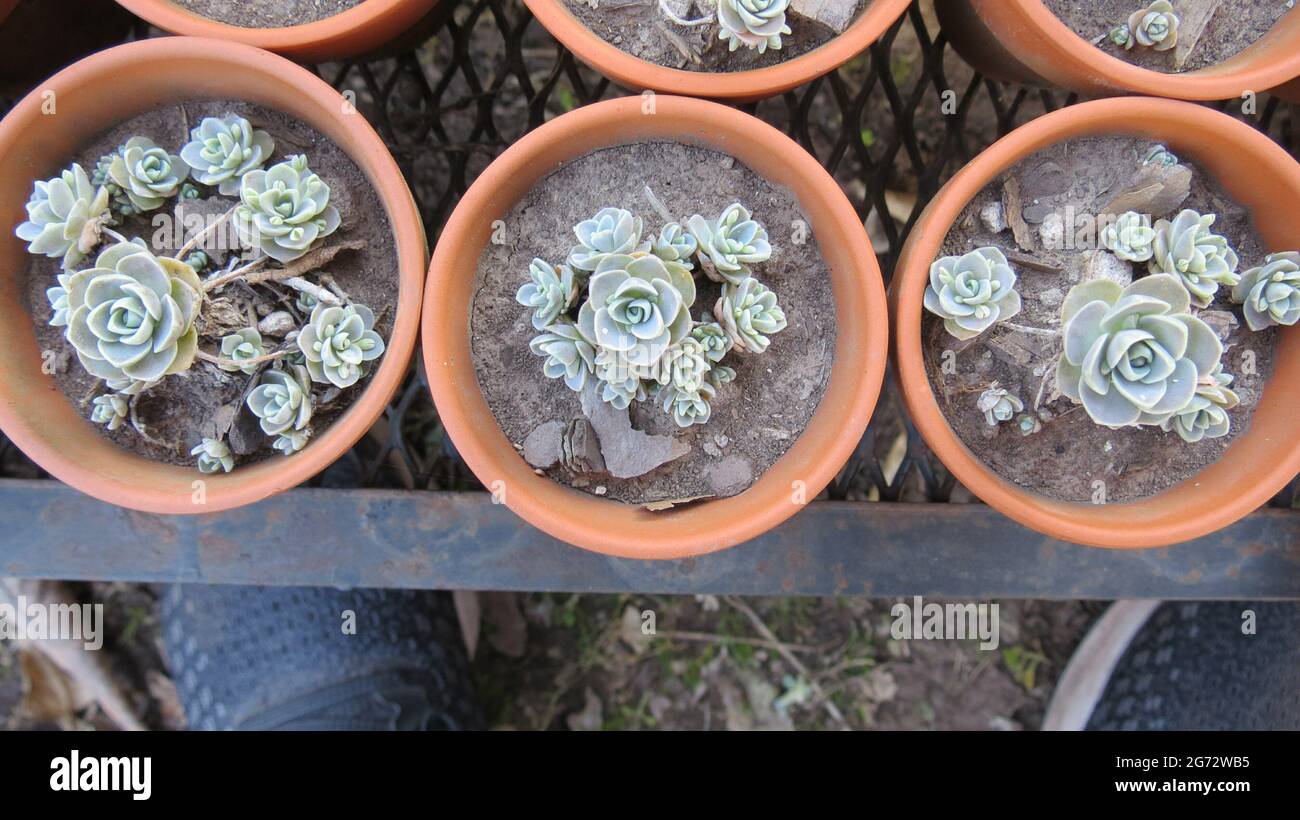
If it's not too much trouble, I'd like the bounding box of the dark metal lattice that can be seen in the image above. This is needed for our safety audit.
[3,0,1299,509]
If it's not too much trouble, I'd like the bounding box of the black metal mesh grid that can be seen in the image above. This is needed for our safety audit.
[3,0,1299,508]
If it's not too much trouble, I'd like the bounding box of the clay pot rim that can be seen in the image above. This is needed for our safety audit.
[522,0,912,100]
[980,0,1300,100]
[423,94,888,559]
[0,36,425,513]
[891,96,1300,548]
[114,0,435,59]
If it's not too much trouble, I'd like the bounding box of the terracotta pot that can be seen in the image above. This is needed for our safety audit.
[0,37,425,513]
[114,0,440,63]
[936,0,1300,100]
[424,95,887,558]
[0,0,134,97]
[891,97,1300,548]
[523,0,911,101]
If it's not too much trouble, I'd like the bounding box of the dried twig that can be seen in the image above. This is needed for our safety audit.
[283,276,340,305]
[202,255,267,292]
[723,596,851,729]
[642,185,676,225]
[195,347,293,369]
[175,202,240,259]
[998,321,1060,338]
[1033,365,1055,411]
[78,379,105,408]
[242,240,366,288]
[1007,253,1062,274]
[319,273,350,303]
[658,0,710,26]
[655,19,701,64]
[655,629,818,654]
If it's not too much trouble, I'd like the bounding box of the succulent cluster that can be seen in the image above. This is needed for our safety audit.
[15,111,388,476]
[1057,275,1222,429]
[519,202,787,428]
[1109,0,1180,51]
[235,154,341,264]
[181,114,276,196]
[977,386,1023,427]
[1148,209,1239,308]
[1161,363,1238,443]
[63,240,202,389]
[716,0,792,55]
[1232,251,1300,330]
[15,163,111,271]
[106,136,190,214]
[1100,210,1156,263]
[940,145,1297,451]
[923,246,1022,340]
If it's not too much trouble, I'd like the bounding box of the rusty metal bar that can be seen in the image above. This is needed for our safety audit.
[0,480,1294,598]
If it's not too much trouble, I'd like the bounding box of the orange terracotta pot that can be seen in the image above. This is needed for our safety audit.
[523,0,911,101]
[114,0,439,63]
[424,95,887,559]
[936,0,1300,100]
[0,37,426,514]
[891,97,1300,548]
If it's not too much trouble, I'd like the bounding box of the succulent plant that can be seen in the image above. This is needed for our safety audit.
[90,153,136,216]
[658,336,713,394]
[690,321,733,363]
[15,163,111,271]
[1231,251,1300,330]
[1144,144,1178,166]
[688,203,772,286]
[529,319,597,392]
[923,246,1022,341]
[977,386,1022,427]
[706,365,737,389]
[63,241,202,383]
[107,136,189,213]
[596,369,650,411]
[1056,275,1222,428]
[1016,413,1042,436]
[578,251,695,367]
[1108,24,1132,48]
[90,393,128,432]
[1126,0,1179,51]
[1160,364,1239,443]
[185,250,210,272]
[295,290,318,315]
[516,258,579,330]
[568,207,647,273]
[180,113,276,195]
[296,302,386,388]
[1149,209,1239,308]
[716,0,792,54]
[659,380,717,428]
[191,437,233,474]
[274,428,311,455]
[235,154,340,264]
[651,222,697,266]
[179,183,202,201]
[218,327,267,374]
[1100,210,1156,263]
[715,276,787,353]
[46,273,72,327]
[247,364,314,437]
